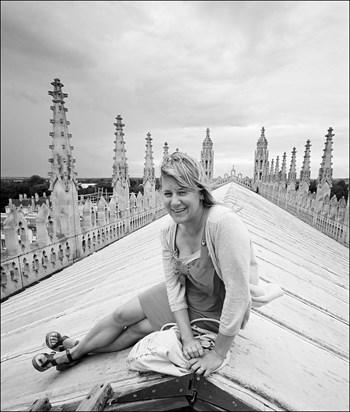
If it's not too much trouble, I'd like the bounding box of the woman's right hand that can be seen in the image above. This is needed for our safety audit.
[181,337,204,359]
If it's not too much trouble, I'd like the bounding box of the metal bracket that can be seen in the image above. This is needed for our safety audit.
[110,373,253,411]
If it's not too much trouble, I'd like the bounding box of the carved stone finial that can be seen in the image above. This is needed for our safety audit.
[48,78,77,193]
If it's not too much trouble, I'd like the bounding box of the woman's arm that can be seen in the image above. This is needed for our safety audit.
[215,211,252,336]
[213,332,235,361]
[188,331,235,377]
[173,308,204,359]
[161,225,203,358]
[189,210,252,375]
[161,225,188,312]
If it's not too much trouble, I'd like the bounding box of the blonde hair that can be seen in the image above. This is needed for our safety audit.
[160,152,216,208]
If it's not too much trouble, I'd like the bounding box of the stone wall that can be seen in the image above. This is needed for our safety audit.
[1,191,166,302]
[214,174,348,247]
[255,181,349,247]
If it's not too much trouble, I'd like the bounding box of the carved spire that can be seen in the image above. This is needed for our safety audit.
[280,152,287,182]
[254,127,269,184]
[112,115,129,189]
[317,128,334,188]
[163,142,169,159]
[269,159,274,182]
[264,160,269,182]
[143,132,155,185]
[300,139,312,186]
[48,78,78,192]
[201,128,214,181]
[288,147,297,185]
[275,156,280,182]
[258,126,268,146]
[47,78,80,238]
[203,128,213,147]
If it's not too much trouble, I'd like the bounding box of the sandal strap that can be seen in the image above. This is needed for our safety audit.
[65,349,74,363]
[41,353,58,368]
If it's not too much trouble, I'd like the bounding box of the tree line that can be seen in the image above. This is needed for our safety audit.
[0,176,162,212]
[1,175,348,213]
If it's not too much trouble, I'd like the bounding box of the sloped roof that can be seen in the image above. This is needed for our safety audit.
[1,182,349,411]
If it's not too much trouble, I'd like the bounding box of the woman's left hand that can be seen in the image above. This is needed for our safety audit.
[181,337,204,360]
[188,350,223,377]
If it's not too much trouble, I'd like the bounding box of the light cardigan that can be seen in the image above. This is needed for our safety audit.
[160,203,260,337]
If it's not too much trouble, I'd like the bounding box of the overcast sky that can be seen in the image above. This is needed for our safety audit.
[1,1,349,180]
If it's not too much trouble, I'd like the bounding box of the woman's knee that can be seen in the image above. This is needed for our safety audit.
[111,297,145,327]
[128,318,153,338]
[111,307,130,327]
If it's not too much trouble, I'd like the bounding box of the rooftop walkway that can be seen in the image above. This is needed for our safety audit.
[1,182,349,411]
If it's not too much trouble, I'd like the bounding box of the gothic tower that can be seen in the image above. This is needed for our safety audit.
[253,127,269,188]
[48,78,80,238]
[143,132,156,209]
[201,128,214,182]
[112,115,130,212]
[316,128,334,209]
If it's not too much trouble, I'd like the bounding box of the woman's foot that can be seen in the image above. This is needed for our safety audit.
[45,331,79,351]
[32,348,78,372]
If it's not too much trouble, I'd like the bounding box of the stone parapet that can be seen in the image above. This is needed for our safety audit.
[1,204,166,302]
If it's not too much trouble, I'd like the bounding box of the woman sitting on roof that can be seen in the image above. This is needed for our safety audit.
[32,151,283,376]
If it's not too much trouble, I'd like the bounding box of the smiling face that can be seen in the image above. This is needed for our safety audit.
[161,175,204,226]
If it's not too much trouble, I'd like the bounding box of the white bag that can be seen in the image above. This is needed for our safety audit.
[126,319,229,376]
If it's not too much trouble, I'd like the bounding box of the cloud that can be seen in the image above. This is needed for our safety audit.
[1,1,348,180]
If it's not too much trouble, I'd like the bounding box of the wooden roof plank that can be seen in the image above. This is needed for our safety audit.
[1,182,349,411]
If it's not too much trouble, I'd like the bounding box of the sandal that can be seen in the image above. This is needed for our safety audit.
[32,351,58,372]
[45,331,79,352]
[32,349,78,372]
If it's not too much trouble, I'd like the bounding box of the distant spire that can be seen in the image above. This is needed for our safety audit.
[143,132,155,185]
[48,78,78,192]
[300,140,312,185]
[269,158,274,182]
[258,126,268,145]
[201,128,214,181]
[288,147,297,185]
[264,160,270,183]
[275,156,280,182]
[203,128,213,147]
[163,142,169,159]
[112,115,129,188]
[254,126,269,184]
[47,78,80,238]
[317,128,334,188]
[111,115,129,211]
[280,152,287,182]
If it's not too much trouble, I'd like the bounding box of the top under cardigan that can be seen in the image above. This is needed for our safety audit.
[160,203,260,337]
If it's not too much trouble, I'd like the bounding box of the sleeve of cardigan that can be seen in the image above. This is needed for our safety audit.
[214,211,252,336]
[160,223,188,312]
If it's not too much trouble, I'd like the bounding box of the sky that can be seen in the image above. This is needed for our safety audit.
[1,1,349,180]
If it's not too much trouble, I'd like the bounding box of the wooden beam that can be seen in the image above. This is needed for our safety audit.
[25,397,51,411]
[76,382,113,411]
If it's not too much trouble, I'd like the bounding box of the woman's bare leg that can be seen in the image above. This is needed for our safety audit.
[91,317,154,353]
[40,296,153,366]
[52,318,153,354]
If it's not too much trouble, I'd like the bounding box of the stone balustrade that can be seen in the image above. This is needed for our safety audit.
[214,174,348,247]
[1,200,166,302]
[255,181,349,247]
